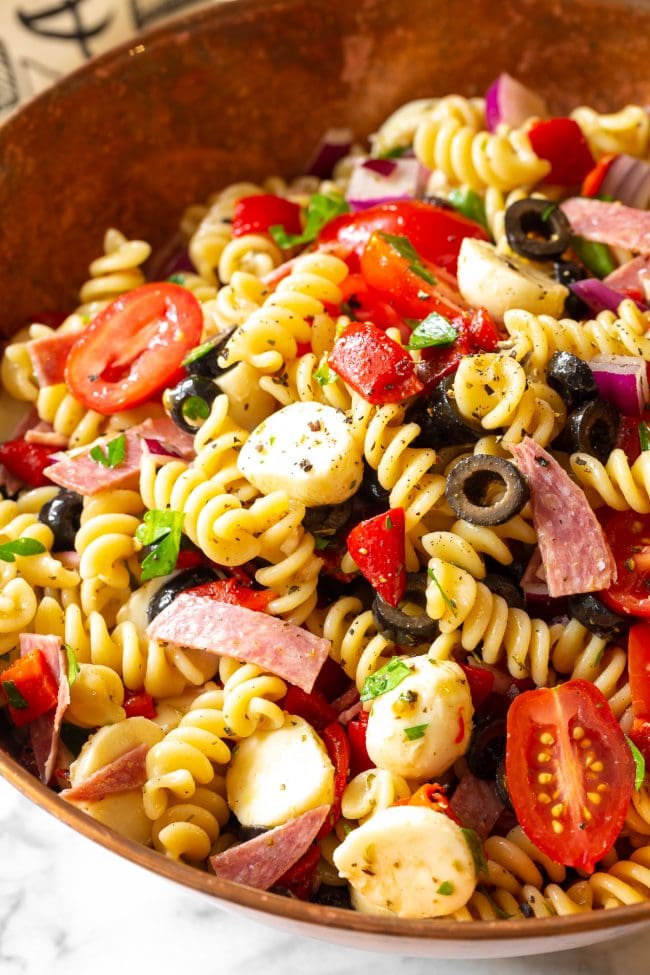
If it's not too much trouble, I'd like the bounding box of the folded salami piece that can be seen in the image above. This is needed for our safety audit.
[210,805,329,889]
[19,633,70,784]
[450,772,504,841]
[561,197,650,255]
[60,743,149,802]
[27,331,80,388]
[509,437,616,598]
[147,593,331,693]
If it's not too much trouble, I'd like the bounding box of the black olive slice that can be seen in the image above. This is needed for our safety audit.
[561,399,620,463]
[312,885,352,909]
[553,260,590,318]
[147,565,226,623]
[38,489,83,551]
[163,375,219,433]
[504,198,571,261]
[546,351,597,410]
[358,461,390,504]
[372,573,439,647]
[567,593,628,639]
[445,455,530,526]
[466,717,507,780]
[183,327,236,379]
[304,500,353,537]
[495,755,513,810]
[483,573,526,610]
[408,374,482,449]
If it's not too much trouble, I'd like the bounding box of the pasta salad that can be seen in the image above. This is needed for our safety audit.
[2,73,650,921]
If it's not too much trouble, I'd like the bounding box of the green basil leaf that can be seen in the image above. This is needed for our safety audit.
[461,827,488,879]
[407,312,457,350]
[404,723,428,741]
[64,643,80,689]
[447,187,488,231]
[639,421,650,453]
[182,396,211,421]
[136,509,185,581]
[314,358,337,387]
[360,657,412,702]
[427,567,457,616]
[89,433,127,469]
[0,538,47,563]
[269,192,349,249]
[313,536,334,551]
[378,232,437,286]
[2,679,28,709]
[626,736,646,791]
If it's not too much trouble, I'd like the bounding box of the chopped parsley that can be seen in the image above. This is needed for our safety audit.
[64,643,80,689]
[135,509,185,581]
[378,232,437,286]
[639,421,650,453]
[314,358,337,387]
[427,567,457,616]
[182,395,211,422]
[89,433,127,469]
[404,723,428,741]
[2,679,28,709]
[540,202,558,222]
[406,312,457,350]
[270,192,349,249]
[167,272,186,285]
[0,538,47,563]
[360,657,412,703]
[627,736,646,791]
[377,145,411,159]
[183,336,221,368]
[437,881,455,896]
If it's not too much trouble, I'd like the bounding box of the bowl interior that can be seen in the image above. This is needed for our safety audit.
[1,0,650,954]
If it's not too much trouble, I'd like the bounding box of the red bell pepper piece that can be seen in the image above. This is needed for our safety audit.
[122,690,157,720]
[581,153,617,197]
[318,721,350,838]
[318,200,488,275]
[275,843,321,899]
[283,685,338,731]
[359,230,467,322]
[458,663,496,711]
[347,708,374,777]
[188,577,276,612]
[346,508,406,606]
[0,438,54,488]
[328,321,423,405]
[231,193,302,239]
[1,648,59,728]
[527,117,595,186]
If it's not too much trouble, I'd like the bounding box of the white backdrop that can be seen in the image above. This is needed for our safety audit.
[0,0,224,120]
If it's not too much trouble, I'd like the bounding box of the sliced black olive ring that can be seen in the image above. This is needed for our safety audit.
[164,375,220,433]
[409,373,482,449]
[483,572,526,611]
[445,454,530,526]
[303,500,353,537]
[147,565,226,623]
[504,197,571,261]
[567,592,629,639]
[38,489,83,552]
[372,573,439,647]
[466,716,507,781]
[562,398,620,463]
[545,350,598,410]
[183,326,236,379]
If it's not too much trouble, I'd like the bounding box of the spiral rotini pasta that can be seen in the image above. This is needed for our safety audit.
[571,104,650,159]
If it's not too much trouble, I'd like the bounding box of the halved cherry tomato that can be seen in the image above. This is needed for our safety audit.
[318,721,350,838]
[318,200,488,275]
[122,690,157,720]
[599,510,650,617]
[527,117,595,186]
[65,282,203,415]
[1,648,59,728]
[506,679,634,872]
[359,230,467,322]
[346,507,406,606]
[328,320,423,404]
[458,663,496,711]
[231,193,302,238]
[338,272,407,336]
[0,438,54,487]
[188,577,276,612]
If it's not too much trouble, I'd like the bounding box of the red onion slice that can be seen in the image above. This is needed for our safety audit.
[346,156,422,211]
[589,354,649,415]
[306,127,354,179]
[141,437,182,459]
[600,154,650,210]
[570,277,648,314]
[484,73,548,132]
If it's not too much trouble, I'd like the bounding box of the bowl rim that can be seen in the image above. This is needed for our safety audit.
[2,0,650,945]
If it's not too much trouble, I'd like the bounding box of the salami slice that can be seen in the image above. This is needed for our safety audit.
[450,772,504,840]
[509,437,616,597]
[147,594,330,693]
[27,331,80,388]
[24,422,69,449]
[210,805,329,889]
[561,198,650,255]
[19,633,70,784]
[605,254,650,294]
[60,743,149,802]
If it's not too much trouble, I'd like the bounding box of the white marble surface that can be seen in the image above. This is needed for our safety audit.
[1,775,649,975]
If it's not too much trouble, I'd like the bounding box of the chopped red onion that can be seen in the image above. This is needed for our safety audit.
[142,437,182,459]
[306,127,354,179]
[589,354,649,415]
[346,156,421,211]
[600,154,650,210]
[570,277,648,314]
[484,73,548,133]
[361,158,397,178]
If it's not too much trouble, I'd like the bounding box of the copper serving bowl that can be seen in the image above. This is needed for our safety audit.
[1,0,650,957]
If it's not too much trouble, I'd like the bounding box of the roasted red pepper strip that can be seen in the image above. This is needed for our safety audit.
[231,193,302,239]
[346,508,406,606]
[122,690,157,720]
[318,721,350,838]
[328,321,423,404]
[275,843,321,899]
[318,200,488,275]
[527,117,595,186]
[1,648,59,728]
[0,438,54,488]
[393,782,461,824]
[188,577,276,612]
[282,686,338,731]
[581,153,617,197]
[347,708,374,777]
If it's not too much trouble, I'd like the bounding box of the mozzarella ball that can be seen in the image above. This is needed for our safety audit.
[365,656,473,780]
[237,402,363,506]
[226,714,334,827]
[333,805,477,917]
